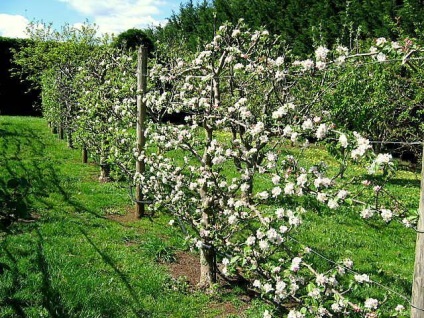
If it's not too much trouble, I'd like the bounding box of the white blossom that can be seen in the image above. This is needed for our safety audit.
[259,240,269,251]
[376,52,387,62]
[364,298,379,310]
[337,190,349,199]
[263,310,272,318]
[380,209,393,222]
[272,186,282,197]
[376,37,387,46]
[328,199,339,209]
[315,46,329,61]
[296,174,308,187]
[253,279,261,288]
[302,118,313,130]
[246,235,256,246]
[272,174,281,185]
[361,208,374,219]
[395,305,405,312]
[354,273,370,283]
[288,310,304,318]
[301,59,314,71]
[231,29,241,37]
[339,134,348,148]
[316,123,328,139]
[284,183,295,195]
[290,257,302,271]
[263,283,274,293]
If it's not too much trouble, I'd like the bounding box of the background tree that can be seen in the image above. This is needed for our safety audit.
[113,28,154,53]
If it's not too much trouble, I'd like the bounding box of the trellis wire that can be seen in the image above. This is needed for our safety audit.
[146,55,424,81]
[369,141,423,146]
[288,235,424,312]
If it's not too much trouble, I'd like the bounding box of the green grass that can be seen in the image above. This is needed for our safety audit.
[0,116,267,318]
[0,116,421,316]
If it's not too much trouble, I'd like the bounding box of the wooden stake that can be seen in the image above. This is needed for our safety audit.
[58,125,64,140]
[412,143,424,318]
[82,146,88,164]
[135,46,148,218]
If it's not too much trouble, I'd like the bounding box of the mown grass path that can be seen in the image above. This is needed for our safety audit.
[0,116,258,318]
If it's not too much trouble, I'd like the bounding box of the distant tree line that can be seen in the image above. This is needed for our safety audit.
[148,0,424,55]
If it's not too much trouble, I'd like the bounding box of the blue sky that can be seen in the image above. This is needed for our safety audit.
[0,0,183,38]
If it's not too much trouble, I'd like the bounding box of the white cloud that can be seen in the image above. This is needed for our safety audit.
[0,14,30,38]
[58,0,169,34]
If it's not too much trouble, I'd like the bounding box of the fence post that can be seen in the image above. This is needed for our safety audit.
[412,142,424,318]
[135,46,148,218]
[82,146,88,164]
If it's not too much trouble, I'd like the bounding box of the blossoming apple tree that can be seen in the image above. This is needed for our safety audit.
[137,22,410,316]
[73,43,137,181]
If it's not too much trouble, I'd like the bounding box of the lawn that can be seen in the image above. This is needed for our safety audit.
[0,116,269,318]
[0,116,421,317]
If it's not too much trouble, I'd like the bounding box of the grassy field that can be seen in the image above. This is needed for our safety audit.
[0,116,270,318]
[0,116,421,317]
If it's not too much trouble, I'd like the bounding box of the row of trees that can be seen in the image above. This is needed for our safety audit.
[12,19,423,316]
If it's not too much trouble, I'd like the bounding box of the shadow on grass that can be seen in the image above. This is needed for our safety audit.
[0,245,28,318]
[0,120,118,315]
[79,227,152,317]
[36,229,70,318]
[387,177,421,188]
[0,122,105,232]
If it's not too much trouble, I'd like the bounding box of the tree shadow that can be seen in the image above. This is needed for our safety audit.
[387,177,421,188]
[79,227,152,318]
[0,245,28,318]
[0,123,105,233]
[36,229,70,318]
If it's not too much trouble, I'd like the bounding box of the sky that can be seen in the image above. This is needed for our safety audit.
[0,0,183,38]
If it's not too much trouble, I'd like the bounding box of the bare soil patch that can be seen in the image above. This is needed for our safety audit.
[168,250,200,287]
[167,251,252,317]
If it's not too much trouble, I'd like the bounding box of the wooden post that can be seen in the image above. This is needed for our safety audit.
[135,46,148,218]
[58,124,64,140]
[412,143,424,318]
[82,146,88,164]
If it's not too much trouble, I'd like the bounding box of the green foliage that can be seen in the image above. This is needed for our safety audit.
[154,0,424,55]
[113,28,155,53]
[320,51,424,160]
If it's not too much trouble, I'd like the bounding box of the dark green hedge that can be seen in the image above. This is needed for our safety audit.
[0,37,40,116]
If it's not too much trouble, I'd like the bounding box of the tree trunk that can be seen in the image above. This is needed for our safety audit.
[82,146,88,164]
[411,143,424,318]
[58,125,64,140]
[67,131,73,148]
[99,146,111,182]
[99,162,111,183]
[198,124,216,290]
